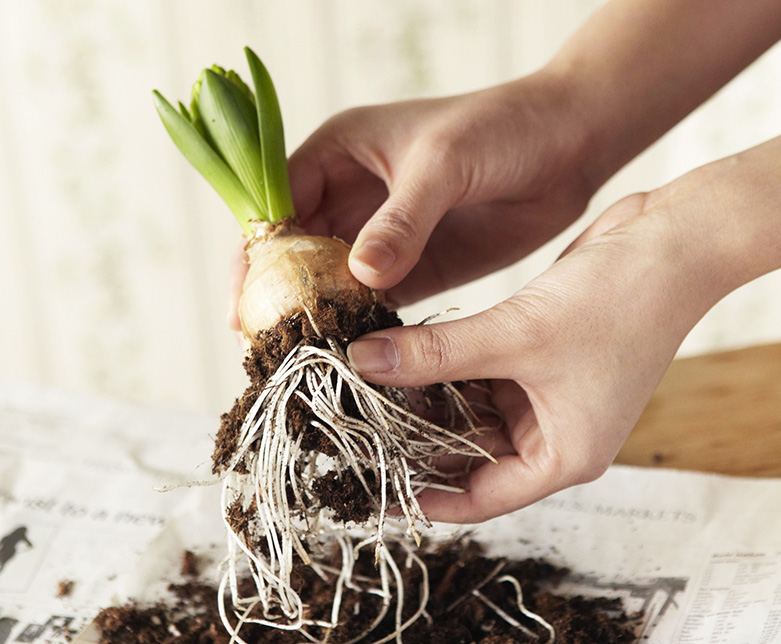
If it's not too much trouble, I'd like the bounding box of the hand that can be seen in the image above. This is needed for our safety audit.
[347,135,781,522]
[227,0,781,332]
[347,194,694,522]
[229,71,595,330]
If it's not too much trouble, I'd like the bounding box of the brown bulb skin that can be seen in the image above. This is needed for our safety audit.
[239,222,375,341]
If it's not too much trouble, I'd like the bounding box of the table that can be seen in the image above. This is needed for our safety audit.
[616,342,781,477]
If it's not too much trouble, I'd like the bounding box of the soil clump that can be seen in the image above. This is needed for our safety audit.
[57,579,75,598]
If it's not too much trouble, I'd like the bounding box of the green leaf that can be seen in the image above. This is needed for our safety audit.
[221,66,255,106]
[178,101,192,122]
[198,69,268,217]
[245,47,295,223]
[189,74,207,139]
[152,90,263,235]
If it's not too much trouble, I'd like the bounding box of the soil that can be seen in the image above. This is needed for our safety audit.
[182,291,639,644]
[213,295,404,527]
[310,466,378,523]
[95,240,643,641]
[57,579,75,598]
[93,542,641,644]
[181,550,199,577]
[212,296,400,477]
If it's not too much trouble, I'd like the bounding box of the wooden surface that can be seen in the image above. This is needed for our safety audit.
[616,343,781,477]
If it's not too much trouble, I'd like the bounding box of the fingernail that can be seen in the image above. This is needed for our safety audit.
[351,240,395,276]
[347,336,399,373]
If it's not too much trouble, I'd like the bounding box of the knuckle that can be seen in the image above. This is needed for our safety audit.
[325,105,369,131]
[541,434,611,491]
[421,126,460,159]
[572,458,610,486]
[374,204,421,243]
[410,325,453,376]
[565,444,613,487]
[417,126,469,182]
[493,296,551,358]
[317,107,379,150]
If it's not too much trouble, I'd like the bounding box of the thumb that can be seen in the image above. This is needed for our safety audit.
[346,304,521,388]
[348,152,462,290]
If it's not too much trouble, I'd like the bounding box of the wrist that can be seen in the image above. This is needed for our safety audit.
[492,69,600,202]
[643,136,781,311]
[538,53,660,197]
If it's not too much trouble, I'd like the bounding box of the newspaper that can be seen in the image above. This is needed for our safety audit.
[1,381,780,643]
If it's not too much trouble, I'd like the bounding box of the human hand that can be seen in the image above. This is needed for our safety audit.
[346,194,694,522]
[227,0,781,332]
[228,71,595,330]
[347,134,781,522]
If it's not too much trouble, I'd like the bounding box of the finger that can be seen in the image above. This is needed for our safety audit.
[287,143,326,224]
[420,398,621,523]
[433,390,535,477]
[346,303,524,388]
[348,149,463,290]
[418,455,557,523]
[227,234,249,333]
[433,431,516,474]
[287,107,391,236]
[489,380,532,431]
[416,423,562,523]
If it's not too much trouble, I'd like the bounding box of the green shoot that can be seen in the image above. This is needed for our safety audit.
[153,48,295,233]
[198,69,267,215]
[245,47,295,223]
[152,91,262,236]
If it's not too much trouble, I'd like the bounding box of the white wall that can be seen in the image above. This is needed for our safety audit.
[1,1,780,414]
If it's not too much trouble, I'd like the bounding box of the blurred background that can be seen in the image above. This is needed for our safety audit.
[1,0,780,415]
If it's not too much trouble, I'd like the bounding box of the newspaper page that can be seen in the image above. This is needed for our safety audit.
[1,381,780,643]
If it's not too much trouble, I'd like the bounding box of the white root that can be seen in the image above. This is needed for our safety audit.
[217,328,497,641]
[218,531,428,644]
[471,575,557,644]
[498,575,557,644]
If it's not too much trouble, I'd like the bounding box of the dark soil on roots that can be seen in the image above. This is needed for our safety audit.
[311,466,379,523]
[94,542,641,644]
[212,297,399,471]
[212,296,401,523]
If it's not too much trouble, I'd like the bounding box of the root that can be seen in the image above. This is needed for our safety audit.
[218,532,428,644]
[472,575,557,643]
[218,332,496,638]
